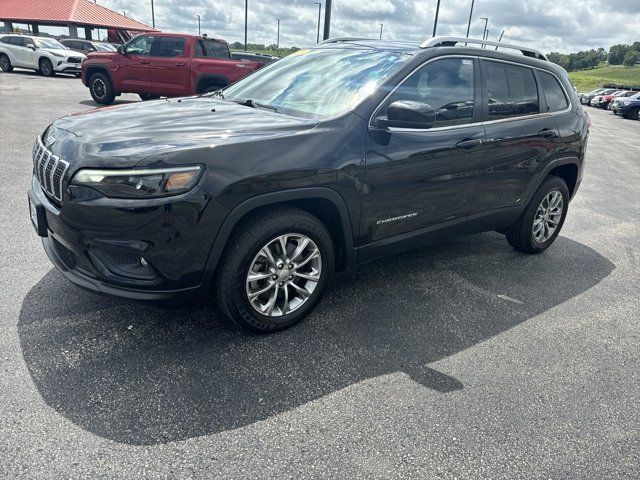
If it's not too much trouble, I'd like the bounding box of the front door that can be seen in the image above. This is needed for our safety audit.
[120,35,153,92]
[147,36,189,96]
[361,57,485,259]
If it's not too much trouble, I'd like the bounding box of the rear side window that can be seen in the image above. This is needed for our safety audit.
[485,61,539,120]
[151,37,186,57]
[385,57,476,127]
[196,39,230,58]
[539,71,569,112]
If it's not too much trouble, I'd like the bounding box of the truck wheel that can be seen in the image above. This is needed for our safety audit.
[39,58,55,77]
[216,206,335,333]
[89,72,115,105]
[139,94,160,101]
[0,54,13,72]
[505,176,569,254]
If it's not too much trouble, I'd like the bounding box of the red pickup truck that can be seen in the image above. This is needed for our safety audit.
[81,33,262,104]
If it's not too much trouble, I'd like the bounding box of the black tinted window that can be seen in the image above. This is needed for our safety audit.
[386,57,475,127]
[151,37,186,57]
[196,39,229,58]
[539,71,568,112]
[0,37,12,44]
[485,61,539,119]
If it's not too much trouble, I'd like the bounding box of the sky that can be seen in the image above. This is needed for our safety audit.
[97,0,640,53]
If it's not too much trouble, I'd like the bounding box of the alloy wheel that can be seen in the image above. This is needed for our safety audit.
[0,56,8,71]
[245,234,322,317]
[532,190,564,244]
[92,78,106,99]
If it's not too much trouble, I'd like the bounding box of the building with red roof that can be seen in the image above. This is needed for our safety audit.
[0,0,157,43]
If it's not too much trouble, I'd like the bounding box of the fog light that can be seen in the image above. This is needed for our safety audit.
[140,257,148,267]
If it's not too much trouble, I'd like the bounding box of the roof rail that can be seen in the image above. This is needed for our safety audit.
[420,36,548,61]
[319,37,374,45]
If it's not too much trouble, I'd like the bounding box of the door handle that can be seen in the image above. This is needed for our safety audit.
[538,128,558,138]
[175,62,186,67]
[455,138,484,149]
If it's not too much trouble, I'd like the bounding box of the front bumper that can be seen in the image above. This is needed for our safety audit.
[29,176,222,300]
[54,61,82,74]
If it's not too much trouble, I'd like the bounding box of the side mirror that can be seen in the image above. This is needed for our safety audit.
[374,100,436,130]
[117,45,126,55]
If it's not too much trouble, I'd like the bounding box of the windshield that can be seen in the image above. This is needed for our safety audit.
[223,47,410,119]
[35,38,67,50]
[95,43,116,52]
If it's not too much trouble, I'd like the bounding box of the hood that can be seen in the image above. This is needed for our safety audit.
[45,48,85,58]
[47,97,318,167]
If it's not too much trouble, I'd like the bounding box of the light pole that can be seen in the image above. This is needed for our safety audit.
[323,0,332,40]
[150,0,155,28]
[465,0,474,39]
[379,23,383,39]
[480,17,488,48]
[244,0,248,51]
[314,2,322,44]
[276,18,280,56]
[196,15,201,35]
[495,29,505,50]
[432,0,441,37]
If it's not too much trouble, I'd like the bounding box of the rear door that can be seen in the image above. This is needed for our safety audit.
[147,36,189,96]
[472,59,560,220]
[119,35,153,92]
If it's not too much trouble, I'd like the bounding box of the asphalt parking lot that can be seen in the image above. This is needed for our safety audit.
[1,70,638,479]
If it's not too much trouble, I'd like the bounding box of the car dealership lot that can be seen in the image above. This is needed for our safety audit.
[1,71,638,479]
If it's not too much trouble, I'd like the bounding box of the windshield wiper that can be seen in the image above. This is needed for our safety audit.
[234,98,279,113]
[209,90,225,99]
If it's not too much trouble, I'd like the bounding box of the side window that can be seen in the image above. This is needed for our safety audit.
[197,39,230,58]
[150,37,186,57]
[485,61,539,120]
[126,36,154,56]
[383,57,476,128]
[539,71,569,112]
[0,37,11,44]
[24,38,36,48]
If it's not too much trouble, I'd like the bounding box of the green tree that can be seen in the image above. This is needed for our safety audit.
[623,50,640,67]
[608,44,629,65]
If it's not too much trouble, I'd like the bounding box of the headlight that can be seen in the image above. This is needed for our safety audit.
[71,166,203,198]
[622,100,631,105]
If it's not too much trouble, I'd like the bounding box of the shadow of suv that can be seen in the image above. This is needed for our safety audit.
[27,36,589,332]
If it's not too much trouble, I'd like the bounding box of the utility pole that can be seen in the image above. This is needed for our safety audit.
[150,0,155,28]
[432,0,441,37]
[314,2,322,44]
[379,23,383,39]
[276,18,280,56]
[196,15,201,35]
[323,0,332,40]
[465,0,474,38]
[244,0,248,51]
[495,29,505,50]
[480,17,488,48]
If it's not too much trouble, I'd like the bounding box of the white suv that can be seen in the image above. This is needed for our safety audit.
[0,34,86,77]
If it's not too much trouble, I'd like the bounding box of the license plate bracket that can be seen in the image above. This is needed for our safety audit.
[28,194,48,237]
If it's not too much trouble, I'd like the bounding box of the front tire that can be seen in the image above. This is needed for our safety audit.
[0,54,13,72]
[216,206,335,333]
[505,176,570,254]
[39,58,54,77]
[89,72,115,105]
[626,108,639,121]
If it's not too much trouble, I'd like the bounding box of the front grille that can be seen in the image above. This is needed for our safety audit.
[51,237,92,272]
[68,57,82,64]
[33,135,69,202]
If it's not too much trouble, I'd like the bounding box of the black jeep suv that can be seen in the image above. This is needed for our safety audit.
[28,37,588,332]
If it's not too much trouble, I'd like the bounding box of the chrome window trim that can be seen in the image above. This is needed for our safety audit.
[369,54,572,134]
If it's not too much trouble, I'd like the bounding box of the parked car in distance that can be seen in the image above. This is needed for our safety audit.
[81,33,263,104]
[580,88,617,105]
[29,37,588,332]
[590,90,625,108]
[231,51,279,65]
[612,92,640,119]
[607,90,639,110]
[0,34,86,76]
[60,38,117,54]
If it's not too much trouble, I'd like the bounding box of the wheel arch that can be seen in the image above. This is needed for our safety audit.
[196,74,229,94]
[202,188,357,287]
[547,163,579,198]
[85,64,115,88]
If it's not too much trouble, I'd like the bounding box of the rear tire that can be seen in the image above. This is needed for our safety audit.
[216,206,335,333]
[204,84,224,94]
[505,176,569,254]
[627,108,639,120]
[39,58,54,77]
[0,54,13,72]
[89,72,115,105]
